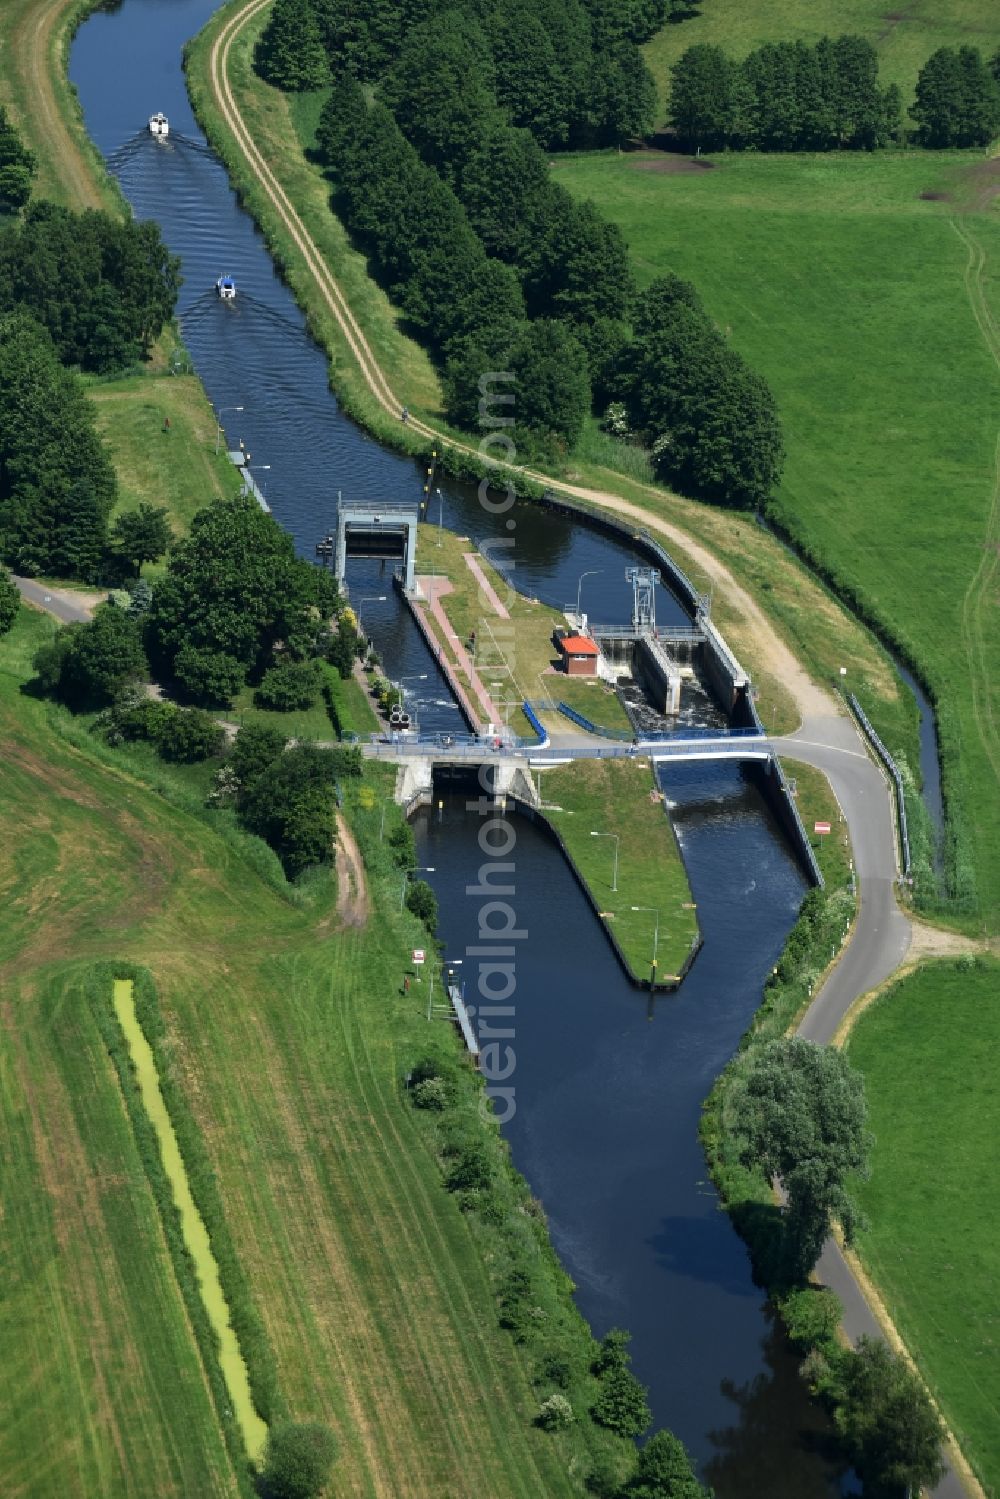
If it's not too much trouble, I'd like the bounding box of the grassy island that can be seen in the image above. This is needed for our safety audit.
[541,758,699,984]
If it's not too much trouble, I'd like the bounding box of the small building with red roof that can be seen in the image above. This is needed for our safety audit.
[555,631,599,677]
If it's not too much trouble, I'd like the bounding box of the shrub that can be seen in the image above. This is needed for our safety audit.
[261,1420,339,1499]
[412,1076,448,1111]
[156,707,225,763]
[388,821,416,868]
[172,642,244,707]
[405,878,438,931]
[536,1393,573,1431]
[445,1142,493,1194]
[537,1351,574,1389]
[591,1364,651,1438]
[230,721,287,789]
[255,658,323,712]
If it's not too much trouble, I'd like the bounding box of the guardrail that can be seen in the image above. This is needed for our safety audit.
[521,701,548,745]
[555,701,632,741]
[847,694,911,877]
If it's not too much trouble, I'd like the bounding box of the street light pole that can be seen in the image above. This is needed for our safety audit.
[576,568,602,623]
[215,404,244,455]
[356,595,387,653]
[591,830,619,893]
[631,904,660,971]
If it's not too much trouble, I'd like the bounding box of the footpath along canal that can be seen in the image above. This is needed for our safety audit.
[72,2,856,1490]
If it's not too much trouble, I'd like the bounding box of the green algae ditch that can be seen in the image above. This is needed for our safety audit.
[112,978,268,1465]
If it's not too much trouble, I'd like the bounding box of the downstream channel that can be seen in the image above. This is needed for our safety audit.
[72,4,853,1490]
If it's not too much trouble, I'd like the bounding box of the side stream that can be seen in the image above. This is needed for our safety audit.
[112,978,267,1464]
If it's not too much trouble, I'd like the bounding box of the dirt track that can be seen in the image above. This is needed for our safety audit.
[9,0,103,210]
[334,811,369,927]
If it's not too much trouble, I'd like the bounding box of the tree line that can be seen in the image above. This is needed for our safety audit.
[670,36,1000,152]
[307,35,781,506]
[0,202,181,372]
[0,105,36,213]
[258,0,668,148]
[0,204,181,582]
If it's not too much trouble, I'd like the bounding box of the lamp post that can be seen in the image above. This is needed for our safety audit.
[631,904,660,974]
[356,595,387,654]
[575,568,602,624]
[215,403,244,455]
[401,865,436,911]
[590,830,619,893]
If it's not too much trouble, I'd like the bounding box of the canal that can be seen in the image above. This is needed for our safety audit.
[71,3,854,1490]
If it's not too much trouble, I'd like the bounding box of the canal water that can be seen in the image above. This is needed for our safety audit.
[71,3,853,1490]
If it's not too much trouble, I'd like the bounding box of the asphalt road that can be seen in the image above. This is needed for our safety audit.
[776,712,968,1499]
[14,576,96,624]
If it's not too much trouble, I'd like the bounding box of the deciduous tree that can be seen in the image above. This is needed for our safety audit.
[834,1337,944,1497]
[0,313,117,580]
[260,1420,339,1499]
[112,503,171,572]
[621,1428,710,1497]
[0,565,19,636]
[725,1037,870,1279]
[36,604,147,710]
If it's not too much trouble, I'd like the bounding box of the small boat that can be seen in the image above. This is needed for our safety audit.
[148,112,169,138]
[216,275,237,301]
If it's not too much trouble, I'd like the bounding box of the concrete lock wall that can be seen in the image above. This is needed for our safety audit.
[757,756,825,888]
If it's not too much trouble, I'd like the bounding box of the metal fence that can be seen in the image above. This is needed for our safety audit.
[847,694,911,877]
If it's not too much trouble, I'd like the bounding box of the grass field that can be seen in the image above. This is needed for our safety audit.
[88,373,241,535]
[643,0,1000,121]
[543,758,698,980]
[556,146,1000,921]
[0,606,598,1498]
[0,0,112,211]
[553,675,634,733]
[847,959,1000,1495]
[0,958,240,1497]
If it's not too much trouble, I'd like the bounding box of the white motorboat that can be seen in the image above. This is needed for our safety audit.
[216,275,237,301]
[148,112,169,138]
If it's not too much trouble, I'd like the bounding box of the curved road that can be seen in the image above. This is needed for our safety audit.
[777,712,970,1498]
